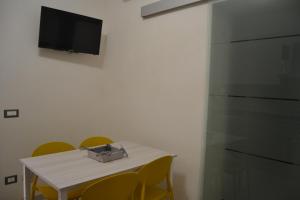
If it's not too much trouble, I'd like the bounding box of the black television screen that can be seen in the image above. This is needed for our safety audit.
[38,6,103,55]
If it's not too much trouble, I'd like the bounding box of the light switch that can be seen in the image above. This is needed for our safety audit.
[4,109,19,118]
[5,175,17,185]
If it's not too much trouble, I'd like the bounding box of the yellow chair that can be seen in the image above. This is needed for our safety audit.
[81,172,139,200]
[135,156,174,200]
[79,136,113,148]
[30,142,87,200]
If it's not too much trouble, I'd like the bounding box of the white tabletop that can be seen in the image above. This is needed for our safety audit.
[20,141,173,191]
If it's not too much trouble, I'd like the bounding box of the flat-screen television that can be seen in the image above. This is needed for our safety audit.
[38,6,103,55]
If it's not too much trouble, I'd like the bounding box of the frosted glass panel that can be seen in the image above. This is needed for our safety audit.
[203,0,300,200]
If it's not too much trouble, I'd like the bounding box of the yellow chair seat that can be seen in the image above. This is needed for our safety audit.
[36,184,86,200]
[35,179,100,200]
[143,186,168,200]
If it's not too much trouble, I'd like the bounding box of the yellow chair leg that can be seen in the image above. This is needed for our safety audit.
[167,173,174,200]
[30,175,38,200]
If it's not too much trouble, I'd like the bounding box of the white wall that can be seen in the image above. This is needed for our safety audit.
[100,1,211,199]
[0,0,107,199]
[0,0,211,199]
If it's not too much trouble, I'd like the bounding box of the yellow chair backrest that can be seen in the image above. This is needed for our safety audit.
[32,142,75,157]
[30,142,75,200]
[79,136,113,148]
[81,172,138,200]
[138,156,173,186]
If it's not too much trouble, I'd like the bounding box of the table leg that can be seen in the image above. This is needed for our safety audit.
[58,189,68,200]
[23,165,33,200]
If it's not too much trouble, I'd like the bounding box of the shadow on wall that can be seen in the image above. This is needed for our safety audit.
[173,172,188,199]
[38,35,107,69]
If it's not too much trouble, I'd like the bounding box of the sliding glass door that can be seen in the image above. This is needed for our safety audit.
[203,0,300,199]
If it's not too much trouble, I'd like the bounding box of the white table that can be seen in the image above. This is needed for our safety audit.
[20,141,174,200]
